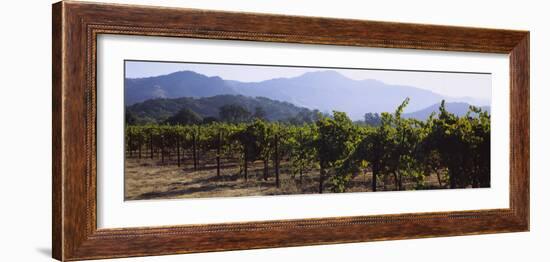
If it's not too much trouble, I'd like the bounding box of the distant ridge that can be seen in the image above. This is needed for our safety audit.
[125,70,490,120]
[124,71,238,106]
[403,102,491,120]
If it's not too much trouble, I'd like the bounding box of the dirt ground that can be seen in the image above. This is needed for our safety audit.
[124,155,445,201]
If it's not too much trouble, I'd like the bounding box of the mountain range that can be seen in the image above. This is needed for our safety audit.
[125,70,490,120]
[402,102,491,120]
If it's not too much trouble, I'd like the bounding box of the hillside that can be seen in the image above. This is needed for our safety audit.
[124,71,237,105]
[403,102,491,120]
[126,95,318,124]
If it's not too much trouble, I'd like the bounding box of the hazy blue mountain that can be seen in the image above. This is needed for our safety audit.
[226,70,450,119]
[125,70,488,120]
[446,96,491,107]
[124,71,237,105]
[127,95,316,124]
[403,102,491,120]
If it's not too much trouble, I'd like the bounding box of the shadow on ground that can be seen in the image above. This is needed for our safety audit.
[36,247,51,258]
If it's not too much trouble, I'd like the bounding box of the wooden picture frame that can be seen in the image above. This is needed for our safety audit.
[52,1,529,261]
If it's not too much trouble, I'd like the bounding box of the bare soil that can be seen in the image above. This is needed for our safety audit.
[124,155,444,201]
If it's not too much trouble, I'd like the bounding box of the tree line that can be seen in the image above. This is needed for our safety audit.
[125,99,490,193]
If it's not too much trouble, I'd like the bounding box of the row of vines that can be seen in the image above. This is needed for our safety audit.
[126,99,491,193]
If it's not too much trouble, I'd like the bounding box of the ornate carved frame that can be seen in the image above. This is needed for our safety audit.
[52,1,529,261]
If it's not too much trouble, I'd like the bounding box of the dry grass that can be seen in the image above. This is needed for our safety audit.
[124,156,444,201]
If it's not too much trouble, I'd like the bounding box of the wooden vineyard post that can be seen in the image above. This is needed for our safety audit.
[138,136,141,159]
[244,144,248,182]
[299,131,303,187]
[192,131,197,171]
[167,134,171,161]
[149,132,153,159]
[217,131,222,177]
[275,134,280,188]
[263,157,269,181]
[160,131,165,164]
[196,127,201,170]
[319,161,325,194]
[128,132,132,158]
[372,162,378,192]
[177,135,181,167]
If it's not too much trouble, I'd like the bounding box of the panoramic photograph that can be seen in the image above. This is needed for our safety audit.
[123,60,491,201]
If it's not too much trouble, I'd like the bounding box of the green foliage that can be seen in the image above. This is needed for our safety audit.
[422,101,491,188]
[219,104,252,123]
[164,108,203,125]
[125,98,491,193]
[363,112,382,127]
[285,124,318,181]
[383,98,423,190]
[125,108,138,125]
[315,111,360,192]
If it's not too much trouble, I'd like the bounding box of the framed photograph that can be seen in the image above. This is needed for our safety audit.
[52,1,529,261]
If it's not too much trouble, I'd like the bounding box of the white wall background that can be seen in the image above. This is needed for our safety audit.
[0,0,546,261]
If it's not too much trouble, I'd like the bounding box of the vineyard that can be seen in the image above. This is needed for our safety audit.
[124,99,490,200]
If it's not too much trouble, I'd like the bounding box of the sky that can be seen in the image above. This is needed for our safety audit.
[125,60,492,102]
